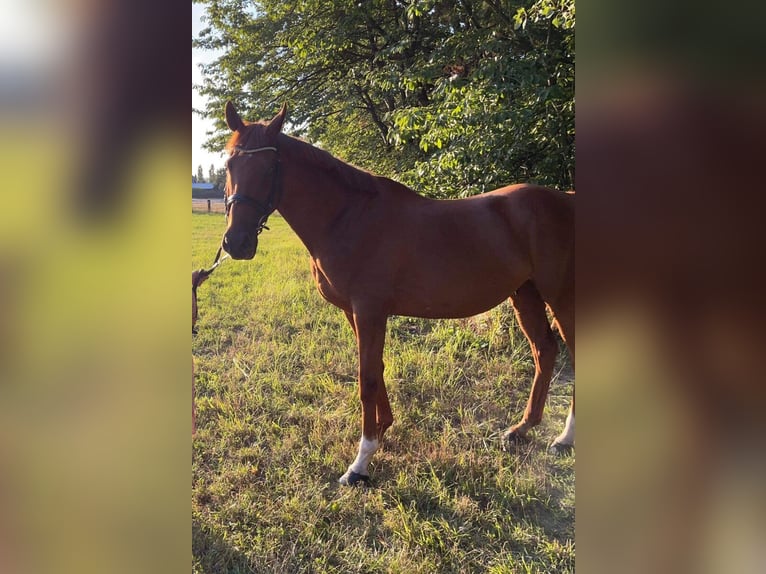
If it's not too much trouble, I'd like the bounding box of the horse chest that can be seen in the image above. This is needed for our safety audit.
[310,259,350,311]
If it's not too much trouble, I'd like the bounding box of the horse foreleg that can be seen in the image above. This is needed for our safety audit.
[503,281,559,446]
[344,310,393,442]
[339,309,387,486]
[375,381,394,441]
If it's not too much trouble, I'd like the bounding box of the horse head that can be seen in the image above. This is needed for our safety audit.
[221,102,287,260]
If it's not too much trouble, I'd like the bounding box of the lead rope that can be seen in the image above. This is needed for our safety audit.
[193,243,228,289]
[192,237,229,335]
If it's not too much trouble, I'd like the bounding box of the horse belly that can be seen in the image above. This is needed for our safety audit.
[390,210,532,318]
[392,257,528,319]
[396,292,510,319]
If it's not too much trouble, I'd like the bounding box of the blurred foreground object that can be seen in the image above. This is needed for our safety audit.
[577,72,766,573]
[0,0,189,573]
[68,0,188,218]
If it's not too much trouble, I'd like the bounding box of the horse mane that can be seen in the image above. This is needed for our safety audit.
[278,134,385,197]
[225,121,414,198]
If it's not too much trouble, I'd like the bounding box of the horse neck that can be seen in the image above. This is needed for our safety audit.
[276,140,360,254]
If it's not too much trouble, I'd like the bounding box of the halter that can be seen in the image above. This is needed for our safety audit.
[225,145,282,237]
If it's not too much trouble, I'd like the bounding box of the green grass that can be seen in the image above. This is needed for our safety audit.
[193,213,574,573]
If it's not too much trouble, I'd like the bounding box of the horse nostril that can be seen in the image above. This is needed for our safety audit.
[222,231,252,258]
[222,233,235,255]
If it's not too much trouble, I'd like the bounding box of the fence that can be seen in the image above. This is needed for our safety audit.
[192,199,226,214]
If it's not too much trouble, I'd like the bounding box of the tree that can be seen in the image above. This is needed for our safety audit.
[196,164,205,183]
[212,166,227,191]
[389,0,575,195]
[194,0,574,196]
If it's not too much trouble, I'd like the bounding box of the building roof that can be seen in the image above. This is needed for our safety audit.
[192,182,216,190]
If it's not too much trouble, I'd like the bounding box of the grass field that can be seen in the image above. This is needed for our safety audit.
[192,212,574,573]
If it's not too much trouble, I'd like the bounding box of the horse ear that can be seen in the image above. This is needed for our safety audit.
[225,101,244,132]
[266,103,288,138]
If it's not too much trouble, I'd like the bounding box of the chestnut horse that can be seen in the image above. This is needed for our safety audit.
[221,103,575,485]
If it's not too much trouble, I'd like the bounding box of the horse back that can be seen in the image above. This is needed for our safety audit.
[359,183,574,317]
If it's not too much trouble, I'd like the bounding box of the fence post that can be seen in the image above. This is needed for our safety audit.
[207,199,211,212]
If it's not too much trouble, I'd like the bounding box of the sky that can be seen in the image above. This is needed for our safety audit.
[192,4,226,176]
[0,1,62,69]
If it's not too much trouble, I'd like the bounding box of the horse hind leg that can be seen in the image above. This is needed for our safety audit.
[550,393,575,454]
[503,281,559,447]
[545,285,575,453]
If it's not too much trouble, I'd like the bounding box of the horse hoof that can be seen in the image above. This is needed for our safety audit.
[549,441,574,456]
[501,429,529,449]
[338,470,370,487]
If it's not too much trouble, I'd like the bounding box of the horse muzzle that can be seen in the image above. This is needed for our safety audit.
[222,230,258,260]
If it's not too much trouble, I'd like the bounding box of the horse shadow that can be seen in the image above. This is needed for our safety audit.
[193,517,253,574]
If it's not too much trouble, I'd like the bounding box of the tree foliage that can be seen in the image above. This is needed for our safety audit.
[194,0,574,197]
